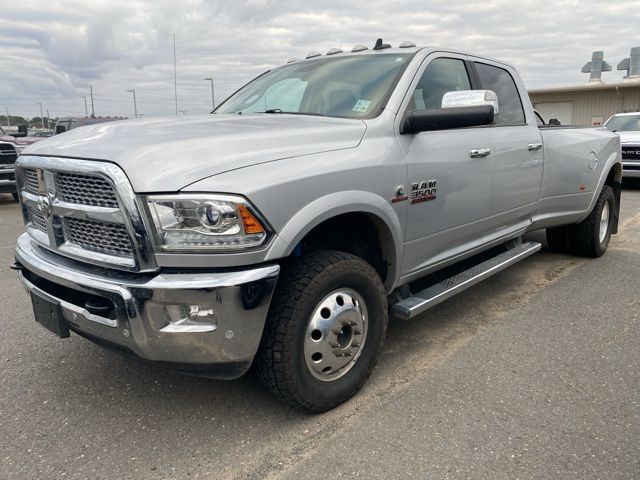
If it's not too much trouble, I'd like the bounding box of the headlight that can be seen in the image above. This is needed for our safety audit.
[14,145,26,154]
[146,194,270,252]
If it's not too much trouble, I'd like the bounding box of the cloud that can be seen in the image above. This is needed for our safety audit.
[0,0,636,119]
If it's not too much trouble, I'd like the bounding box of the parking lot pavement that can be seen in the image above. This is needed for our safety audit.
[1,185,639,480]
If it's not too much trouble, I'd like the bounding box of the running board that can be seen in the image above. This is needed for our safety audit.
[391,241,542,320]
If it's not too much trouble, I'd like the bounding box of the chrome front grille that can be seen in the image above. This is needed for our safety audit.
[23,168,41,194]
[16,157,154,271]
[622,146,640,160]
[63,217,133,257]
[29,207,48,233]
[56,173,119,208]
[0,144,17,165]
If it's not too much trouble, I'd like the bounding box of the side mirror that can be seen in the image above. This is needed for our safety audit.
[55,125,67,134]
[401,105,494,134]
[548,118,561,126]
[14,124,28,138]
[441,90,499,114]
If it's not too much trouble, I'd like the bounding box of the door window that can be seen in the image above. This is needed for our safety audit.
[474,62,525,126]
[409,58,471,111]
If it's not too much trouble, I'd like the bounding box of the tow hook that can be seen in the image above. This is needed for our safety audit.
[9,261,23,271]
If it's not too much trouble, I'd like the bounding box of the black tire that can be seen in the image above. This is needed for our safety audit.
[11,191,19,202]
[570,185,615,257]
[255,250,388,412]
[546,185,615,258]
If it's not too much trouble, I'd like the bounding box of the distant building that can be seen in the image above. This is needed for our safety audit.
[528,47,640,126]
[528,82,640,126]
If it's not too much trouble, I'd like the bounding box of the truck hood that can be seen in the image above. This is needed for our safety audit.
[617,130,640,144]
[23,114,367,192]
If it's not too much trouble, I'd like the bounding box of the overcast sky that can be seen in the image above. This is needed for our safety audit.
[1,0,638,120]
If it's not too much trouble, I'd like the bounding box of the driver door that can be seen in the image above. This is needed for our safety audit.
[395,54,493,280]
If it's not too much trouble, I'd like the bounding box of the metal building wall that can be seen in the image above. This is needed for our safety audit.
[528,86,640,125]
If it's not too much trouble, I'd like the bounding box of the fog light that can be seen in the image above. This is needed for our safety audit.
[161,304,218,333]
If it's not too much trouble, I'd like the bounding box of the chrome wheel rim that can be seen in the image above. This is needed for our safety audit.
[599,201,610,244]
[304,288,368,382]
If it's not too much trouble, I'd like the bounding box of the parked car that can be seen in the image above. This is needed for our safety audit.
[0,126,45,201]
[54,116,128,134]
[605,112,640,179]
[13,40,621,412]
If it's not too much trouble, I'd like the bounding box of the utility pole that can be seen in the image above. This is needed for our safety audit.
[204,77,215,110]
[81,96,88,116]
[4,107,9,127]
[89,85,95,117]
[127,89,138,118]
[173,34,178,116]
[37,102,44,129]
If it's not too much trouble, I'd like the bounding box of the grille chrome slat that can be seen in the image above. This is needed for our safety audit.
[29,207,48,233]
[23,168,42,194]
[63,217,133,258]
[56,173,119,208]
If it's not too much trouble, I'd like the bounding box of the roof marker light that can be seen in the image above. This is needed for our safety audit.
[351,44,368,52]
[326,48,343,55]
[305,52,322,59]
[287,57,301,63]
[399,41,416,48]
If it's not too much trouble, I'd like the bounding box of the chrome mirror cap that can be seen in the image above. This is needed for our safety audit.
[441,90,499,115]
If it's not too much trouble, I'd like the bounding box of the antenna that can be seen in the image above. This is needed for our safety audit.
[373,38,391,51]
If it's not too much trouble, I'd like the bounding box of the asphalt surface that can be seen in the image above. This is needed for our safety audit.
[1,185,639,480]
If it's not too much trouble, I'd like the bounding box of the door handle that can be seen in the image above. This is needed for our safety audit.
[528,142,543,151]
[469,148,492,158]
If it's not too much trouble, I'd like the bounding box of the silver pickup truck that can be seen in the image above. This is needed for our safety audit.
[13,41,621,412]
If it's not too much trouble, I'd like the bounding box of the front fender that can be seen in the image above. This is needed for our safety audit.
[264,190,404,291]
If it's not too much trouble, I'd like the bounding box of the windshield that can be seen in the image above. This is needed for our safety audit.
[605,114,640,132]
[215,54,413,119]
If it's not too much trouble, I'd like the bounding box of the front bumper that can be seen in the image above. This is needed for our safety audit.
[622,160,640,178]
[15,233,279,379]
[0,166,16,193]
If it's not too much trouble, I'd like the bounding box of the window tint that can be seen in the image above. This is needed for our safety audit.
[475,62,525,125]
[409,58,471,111]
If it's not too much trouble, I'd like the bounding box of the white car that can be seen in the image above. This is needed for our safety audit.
[605,112,640,179]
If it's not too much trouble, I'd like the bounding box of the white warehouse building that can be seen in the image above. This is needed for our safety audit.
[528,47,640,126]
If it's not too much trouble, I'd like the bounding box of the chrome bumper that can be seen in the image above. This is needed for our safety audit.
[622,160,640,178]
[0,165,16,191]
[15,233,279,378]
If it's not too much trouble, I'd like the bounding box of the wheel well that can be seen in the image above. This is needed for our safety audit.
[294,213,393,284]
[605,163,622,234]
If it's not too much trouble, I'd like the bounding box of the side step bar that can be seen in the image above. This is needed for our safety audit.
[391,241,542,320]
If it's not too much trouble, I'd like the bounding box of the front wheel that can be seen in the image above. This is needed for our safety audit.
[255,250,388,412]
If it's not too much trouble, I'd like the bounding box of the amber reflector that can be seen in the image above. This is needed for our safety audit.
[238,204,265,234]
